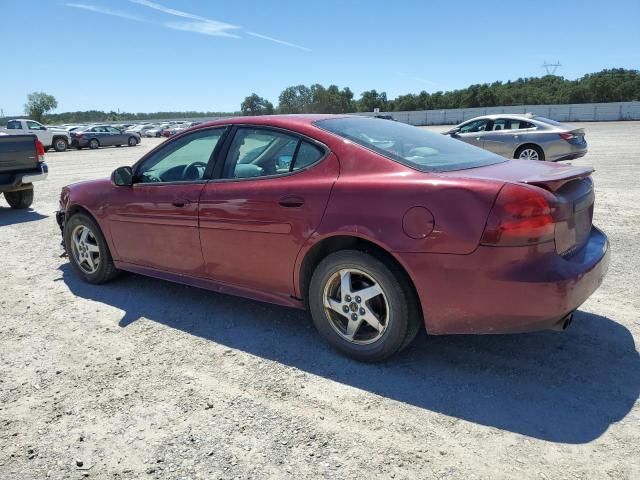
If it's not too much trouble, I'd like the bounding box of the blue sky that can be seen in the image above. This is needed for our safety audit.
[1,0,639,115]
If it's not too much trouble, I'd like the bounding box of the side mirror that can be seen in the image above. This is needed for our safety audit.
[111,166,133,186]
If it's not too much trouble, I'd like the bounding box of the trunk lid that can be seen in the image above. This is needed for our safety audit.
[442,159,595,255]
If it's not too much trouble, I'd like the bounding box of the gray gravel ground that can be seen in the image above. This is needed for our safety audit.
[1,122,639,479]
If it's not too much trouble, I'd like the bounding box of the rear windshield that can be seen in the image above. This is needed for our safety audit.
[315,117,506,172]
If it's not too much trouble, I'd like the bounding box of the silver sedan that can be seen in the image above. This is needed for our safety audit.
[443,114,587,161]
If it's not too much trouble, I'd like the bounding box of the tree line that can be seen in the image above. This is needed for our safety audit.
[3,68,638,124]
[242,68,640,115]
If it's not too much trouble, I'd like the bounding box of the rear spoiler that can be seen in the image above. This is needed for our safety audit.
[521,165,594,192]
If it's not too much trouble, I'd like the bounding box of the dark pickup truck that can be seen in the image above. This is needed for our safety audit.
[0,134,48,209]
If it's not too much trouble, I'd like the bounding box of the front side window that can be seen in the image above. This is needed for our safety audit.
[106,126,121,133]
[136,128,225,183]
[222,128,325,179]
[26,121,44,130]
[316,117,506,172]
[459,119,489,133]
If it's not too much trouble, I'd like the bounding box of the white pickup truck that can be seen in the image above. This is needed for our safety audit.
[0,119,70,152]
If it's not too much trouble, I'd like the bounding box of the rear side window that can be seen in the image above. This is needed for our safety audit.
[6,120,21,129]
[293,141,324,171]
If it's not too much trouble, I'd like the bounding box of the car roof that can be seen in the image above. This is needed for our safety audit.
[197,114,356,130]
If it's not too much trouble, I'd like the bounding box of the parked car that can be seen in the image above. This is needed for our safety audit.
[125,124,154,136]
[162,125,188,137]
[0,119,70,152]
[56,115,609,361]
[70,125,140,149]
[143,125,169,138]
[443,114,588,161]
[0,134,47,209]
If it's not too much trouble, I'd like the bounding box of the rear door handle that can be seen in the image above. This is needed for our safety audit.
[279,196,305,208]
[172,199,190,208]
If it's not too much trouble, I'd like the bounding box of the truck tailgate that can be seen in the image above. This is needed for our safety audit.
[0,135,38,173]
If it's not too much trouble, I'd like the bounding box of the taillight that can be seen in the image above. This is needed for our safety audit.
[481,184,555,246]
[35,139,45,163]
[559,132,575,142]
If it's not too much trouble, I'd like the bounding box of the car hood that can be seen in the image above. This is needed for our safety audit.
[440,159,594,192]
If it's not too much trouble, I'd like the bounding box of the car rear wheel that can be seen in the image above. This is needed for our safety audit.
[53,138,68,152]
[128,136,137,146]
[89,139,100,150]
[309,250,420,362]
[64,213,120,284]
[4,186,34,209]
[515,144,544,161]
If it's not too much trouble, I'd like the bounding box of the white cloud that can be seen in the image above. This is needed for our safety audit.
[164,21,241,38]
[65,3,146,22]
[65,1,309,51]
[246,32,311,52]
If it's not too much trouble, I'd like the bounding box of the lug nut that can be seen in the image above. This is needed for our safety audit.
[345,295,352,302]
[355,296,361,303]
[359,308,365,315]
[342,305,349,313]
[351,313,358,321]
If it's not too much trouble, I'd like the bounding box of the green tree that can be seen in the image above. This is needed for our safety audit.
[24,92,58,122]
[240,93,274,115]
[357,90,388,112]
[278,85,313,113]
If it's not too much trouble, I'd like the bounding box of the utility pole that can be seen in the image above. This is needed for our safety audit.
[542,61,562,75]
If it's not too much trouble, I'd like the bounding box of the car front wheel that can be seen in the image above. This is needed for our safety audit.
[89,139,100,150]
[64,213,120,284]
[309,250,420,362]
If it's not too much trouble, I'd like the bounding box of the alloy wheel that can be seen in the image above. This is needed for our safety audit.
[70,225,101,274]
[322,268,389,344]
[519,148,540,160]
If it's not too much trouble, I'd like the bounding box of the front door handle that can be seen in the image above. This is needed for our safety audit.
[172,199,190,208]
[279,196,305,208]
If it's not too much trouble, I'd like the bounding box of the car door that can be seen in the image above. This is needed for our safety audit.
[480,118,513,157]
[198,126,340,297]
[26,120,52,145]
[105,127,228,275]
[106,126,125,145]
[454,119,489,149]
[90,126,108,145]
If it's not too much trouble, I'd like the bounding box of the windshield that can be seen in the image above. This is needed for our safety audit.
[315,117,506,172]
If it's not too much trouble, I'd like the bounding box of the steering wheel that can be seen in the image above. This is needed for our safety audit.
[182,161,208,181]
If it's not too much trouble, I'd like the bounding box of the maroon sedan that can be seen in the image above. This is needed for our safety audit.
[56,115,609,361]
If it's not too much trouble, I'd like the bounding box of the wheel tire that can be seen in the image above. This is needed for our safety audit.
[515,144,545,161]
[309,250,421,362]
[4,187,34,209]
[64,213,120,284]
[128,136,137,146]
[53,137,68,152]
[89,139,100,150]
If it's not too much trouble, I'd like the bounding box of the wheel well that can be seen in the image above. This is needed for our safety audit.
[52,135,67,142]
[65,205,99,228]
[299,235,422,315]
[514,143,543,158]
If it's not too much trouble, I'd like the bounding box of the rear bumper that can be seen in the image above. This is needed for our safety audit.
[398,226,610,334]
[547,142,588,162]
[0,163,48,192]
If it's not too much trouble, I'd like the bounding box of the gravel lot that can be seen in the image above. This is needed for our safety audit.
[1,122,639,479]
